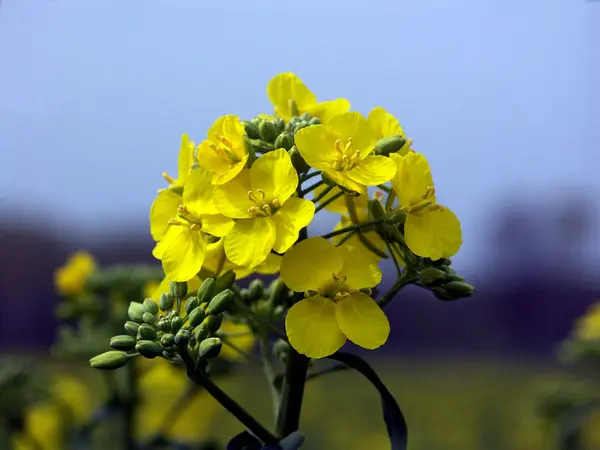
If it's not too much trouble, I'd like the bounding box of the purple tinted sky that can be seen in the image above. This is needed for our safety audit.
[0,0,598,271]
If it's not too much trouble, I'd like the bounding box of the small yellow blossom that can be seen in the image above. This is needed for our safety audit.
[390,151,462,260]
[575,302,600,341]
[280,237,389,358]
[368,106,412,156]
[54,251,96,296]
[160,133,195,191]
[12,403,64,450]
[294,112,397,194]
[214,149,315,269]
[153,167,234,282]
[196,115,249,185]
[267,72,350,123]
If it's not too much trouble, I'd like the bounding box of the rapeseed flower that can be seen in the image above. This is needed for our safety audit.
[368,106,412,156]
[160,133,195,192]
[574,302,600,341]
[54,251,96,296]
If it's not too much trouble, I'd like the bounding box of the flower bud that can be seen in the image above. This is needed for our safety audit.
[373,135,407,157]
[174,329,191,346]
[109,335,136,351]
[273,118,285,132]
[138,324,157,340]
[432,287,454,301]
[274,132,294,151]
[258,121,279,143]
[160,333,175,347]
[188,307,207,327]
[293,120,310,133]
[136,340,163,359]
[418,267,447,287]
[206,289,235,315]
[171,317,184,333]
[198,337,222,359]
[142,312,157,325]
[273,339,290,361]
[248,279,265,302]
[243,120,261,139]
[205,314,223,334]
[445,274,465,282]
[442,281,475,298]
[185,296,200,315]
[197,278,217,303]
[289,146,309,174]
[124,321,140,336]
[127,302,147,323]
[215,270,236,294]
[308,117,321,125]
[268,279,288,307]
[170,281,188,298]
[90,351,129,370]
[193,323,210,342]
[158,293,174,311]
[385,211,406,225]
[156,319,170,332]
[368,199,386,221]
[142,298,159,315]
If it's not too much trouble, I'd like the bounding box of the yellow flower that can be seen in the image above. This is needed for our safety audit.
[294,112,397,194]
[575,302,600,341]
[150,189,182,241]
[196,115,249,185]
[267,72,350,123]
[54,251,96,296]
[280,237,389,358]
[160,133,195,190]
[12,402,64,450]
[368,106,405,140]
[214,149,315,269]
[50,375,94,427]
[390,151,462,260]
[153,167,234,282]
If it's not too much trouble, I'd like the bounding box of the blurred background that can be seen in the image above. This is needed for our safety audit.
[1,0,599,449]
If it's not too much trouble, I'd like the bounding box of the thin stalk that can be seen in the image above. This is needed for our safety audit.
[386,240,403,277]
[377,184,392,193]
[334,229,356,247]
[299,179,325,196]
[320,218,385,240]
[299,171,321,183]
[259,338,281,427]
[377,274,417,309]
[311,185,334,205]
[385,190,397,211]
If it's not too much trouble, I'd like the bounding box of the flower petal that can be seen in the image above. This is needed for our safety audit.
[285,295,347,358]
[197,140,231,174]
[335,293,390,350]
[304,98,351,124]
[224,218,276,269]
[294,125,338,170]
[256,253,282,275]
[213,169,253,219]
[212,155,249,186]
[267,72,317,121]
[389,152,436,208]
[177,134,195,183]
[150,191,181,241]
[404,206,462,260]
[328,112,377,155]
[183,167,218,216]
[250,149,298,205]
[271,197,315,254]
[338,245,382,289]
[280,237,343,292]
[346,155,397,186]
[367,106,405,139]
[201,214,234,237]
[324,169,367,194]
[160,227,207,282]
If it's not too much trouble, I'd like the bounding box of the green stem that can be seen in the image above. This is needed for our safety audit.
[178,346,278,445]
[385,190,397,211]
[276,346,309,437]
[259,338,281,427]
[299,171,321,183]
[377,274,417,309]
[334,230,356,247]
[386,240,403,277]
[344,196,389,259]
[377,184,392,193]
[299,179,325,197]
[311,185,334,205]
[320,218,384,240]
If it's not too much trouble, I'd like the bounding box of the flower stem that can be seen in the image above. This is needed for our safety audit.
[299,179,325,196]
[343,195,389,259]
[320,218,384,240]
[299,170,321,183]
[377,273,417,309]
[312,185,334,205]
[276,346,309,437]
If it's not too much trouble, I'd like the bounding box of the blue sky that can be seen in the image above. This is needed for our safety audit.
[0,0,598,271]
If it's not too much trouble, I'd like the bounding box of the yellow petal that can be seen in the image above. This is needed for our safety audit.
[183,167,218,216]
[323,168,367,194]
[150,191,181,241]
[267,72,317,121]
[256,253,282,275]
[212,155,249,185]
[335,293,390,350]
[346,155,397,186]
[271,197,315,254]
[280,237,343,292]
[177,133,195,183]
[213,169,253,219]
[196,140,231,174]
[161,226,207,282]
[201,214,234,237]
[304,98,351,124]
[328,112,377,156]
[224,218,276,269]
[404,206,462,260]
[389,152,436,208]
[335,231,388,264]
[285,295,346,358]
[338,245,382,289]
[294,125,338,170]
[368,106,405,139]
[250,149,298,204]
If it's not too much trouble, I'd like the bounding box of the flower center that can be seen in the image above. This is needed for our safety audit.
[209,134,243,164]
[316,273,352,300]
[400,186,436,214]
[247,189,281,217]
[167,205,204,230]
[331,138,362,172]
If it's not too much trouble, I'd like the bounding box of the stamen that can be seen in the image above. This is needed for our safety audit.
[216,134,233,148]
[248,206,261,215]
[168,218,185,226]
[256,189,266,200]
[422,186,435,200]
[272,198,281,208]
[344,138,353,152]
[190,224,202,231]
[162,172,176,185]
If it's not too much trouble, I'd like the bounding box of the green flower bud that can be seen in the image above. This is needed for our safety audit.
[373,135,407,157]
[171,317,184,333]
[268,279,288,307]
[127,302,147,323]
[299,112,311,121]
[188,307,207,327]
[197,278,217,303]
[156,319,170,332]
[109,335,136,351]
[248,279,264,302]
[136,340,163,359]
[161,333,175,347]
[418,267,447,286]
[124,321,140,336]
[308,117,321,125]
[442,281,475,298]
[90,351,129,370]
[273,118,285,133]
[162,350,176,359]
[432,287,454,301]
[138,324,157,340]
[243,120,261,139]
[368,199,386,221]
[385,210,406,225]
[293,120,310,133]
[174,329,191,346]
[143,298,159,315]
[251,117,262,125]
[142,312,157,325]
[206,289,235,315]
[445,274,465,282]
[289,99,300,117]
[158,293,175,311]
[258,121,279,143]
[185,296,200,314]
[274,132,294,151]
[273,339,290,361]
[198,337,222,359]
[170,281,188,298]
[204,314,223,334]
[215,270,236,294]
[289,146,309,174]
[193,323,210,342]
